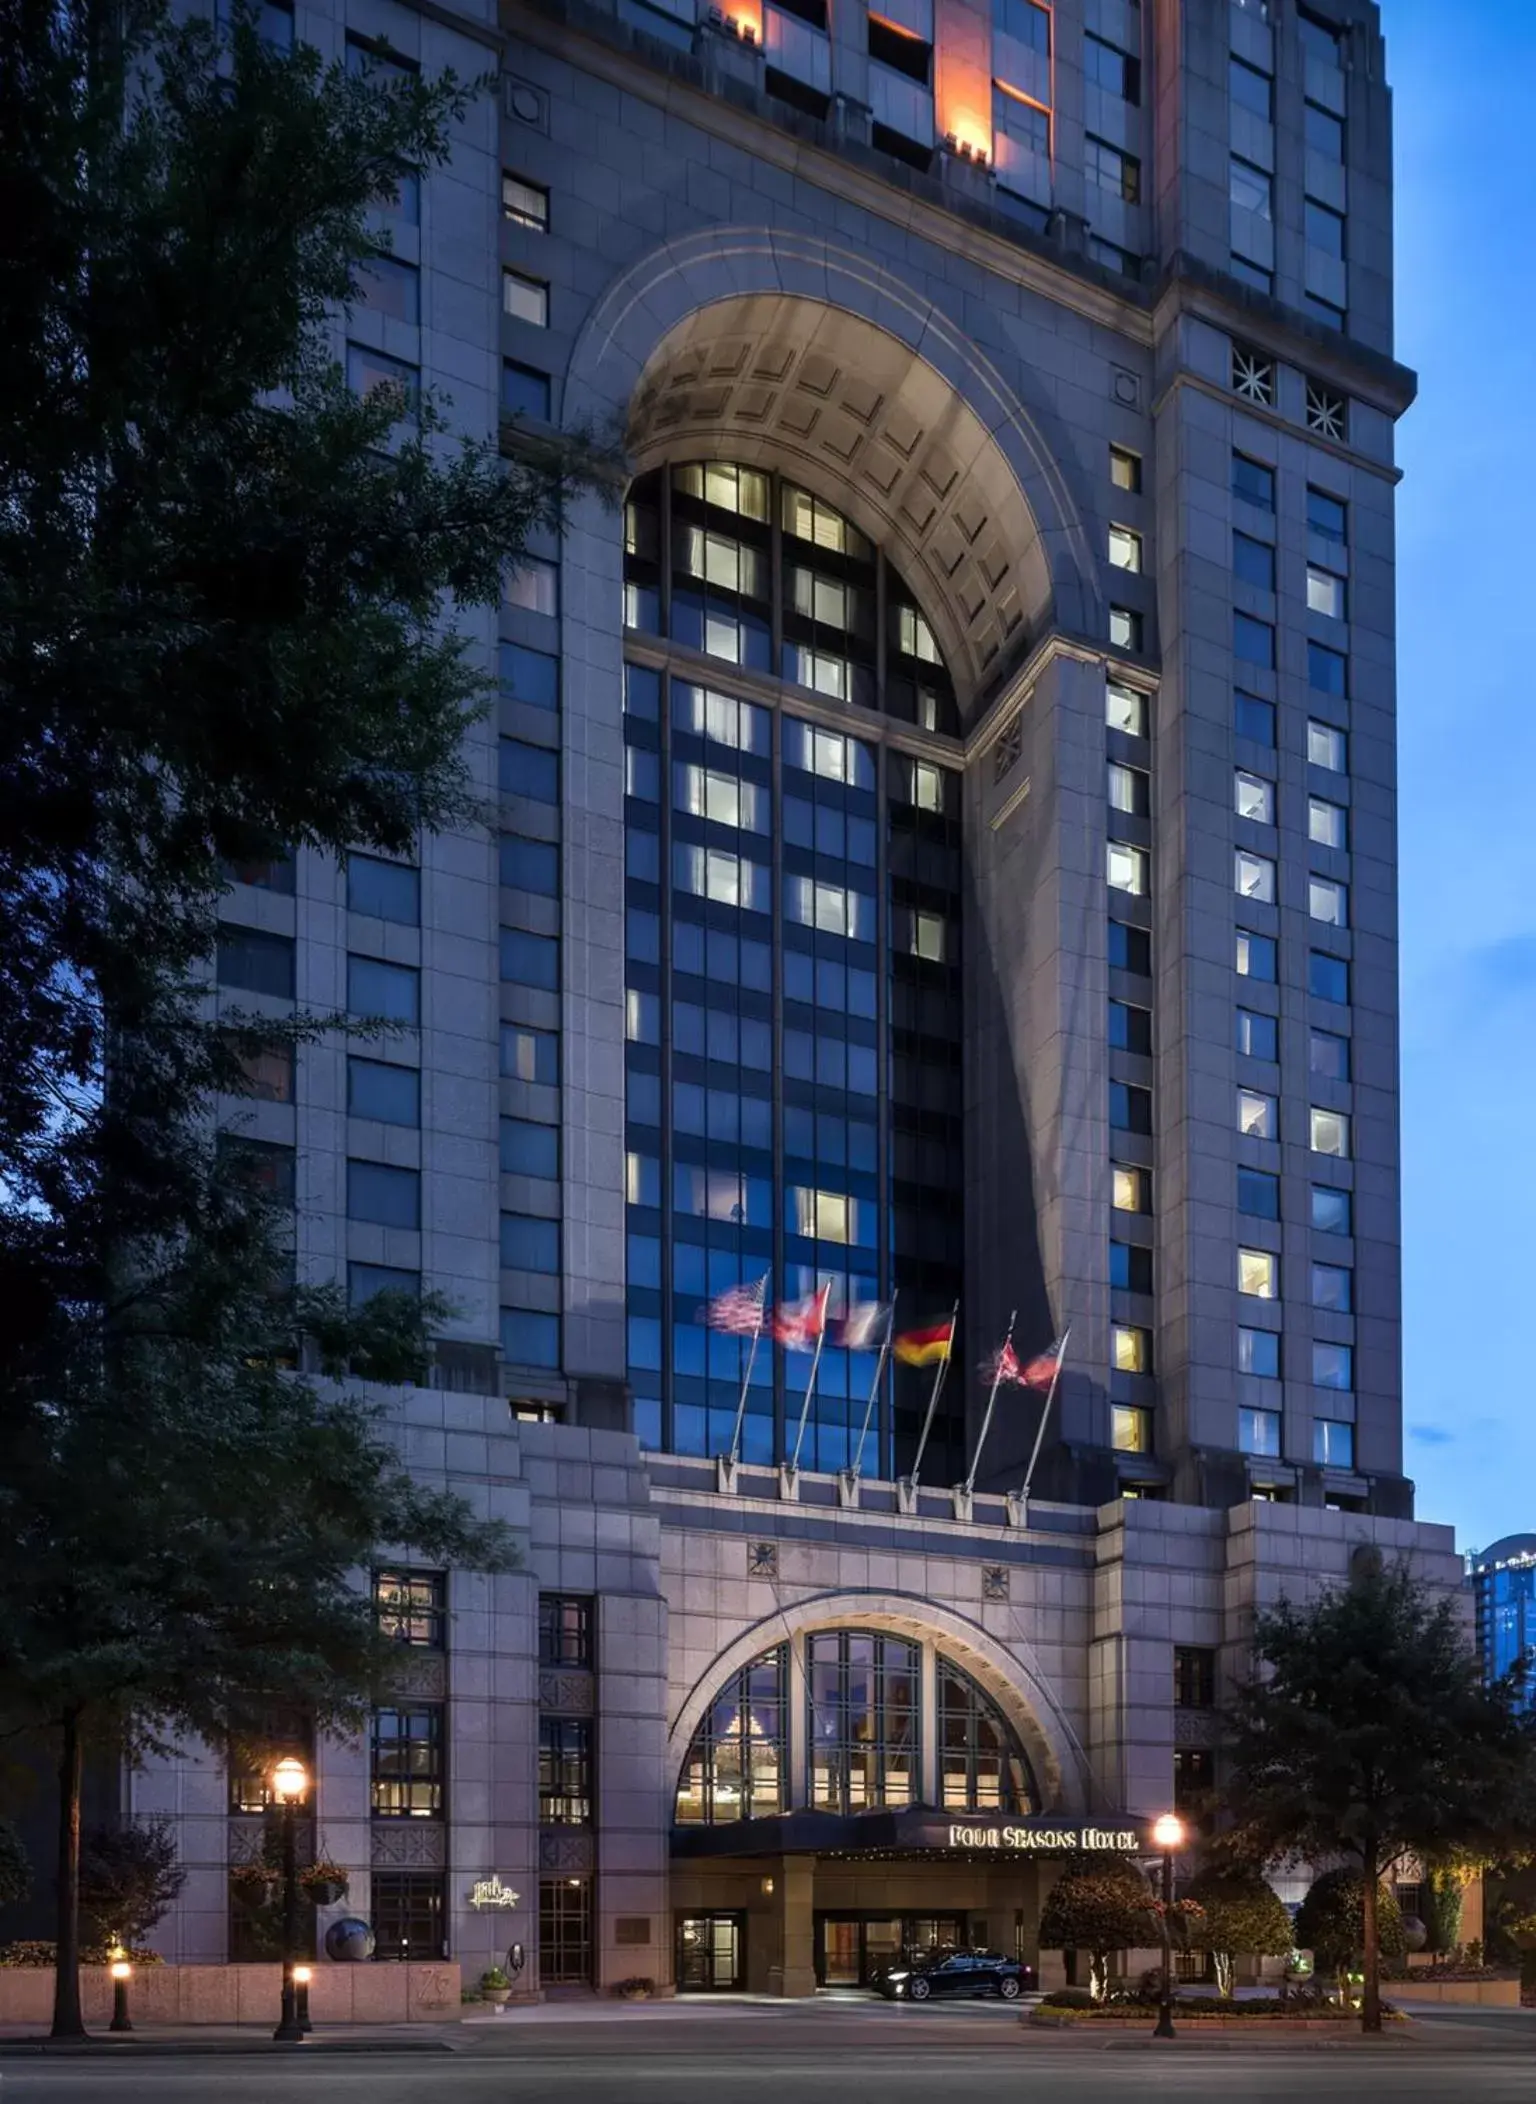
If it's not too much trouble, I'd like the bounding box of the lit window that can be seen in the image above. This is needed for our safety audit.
[1238,1089,1277,1140]
[788,876,870,940]
[911,912,947,963]
[1314,1418,1354,1469]
[1238,1327,1280,1379]
[1107,842,1149,896]
[1236,1009,1277,1061]
[503,173,550,228]
[1109,525,1142,573]
[1309,876,1348,927]
[1113,1164,1150,1213]
[503,268,549,326]
[1112,1405,1151,1455]
[792,1186,855,1244]
[912,762,945,812]
[674,844,769,911]
[1308,720,1347,772]
[1113,1325,1151,1374]
[1312,1263,1352,1312]
[1107,681,1147,736]
[1235,771,1274,825]
[674,765,766,832]
[782,484,868,555]
[1238,1248,1277,1299]
[674,462,772,520]
[1108,762,1150,815]
[1307,565,1347,620]
[1236,930,1276,981]
[1110,447,1142,493]
[1235,849,1275,903]
[1310,1107,1350,1157]
[502,1024,559,1084]
[1110,605,1143,652]
[1239,1407,1281,1458]
[1309,798,1347,850]
[897,606,943,663]
[1313,1341,1354,1392]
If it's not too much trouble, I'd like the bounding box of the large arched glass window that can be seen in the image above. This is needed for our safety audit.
[807,1630,919,1811]
[938,1658,1037,1814]
[674,1645,786,1824]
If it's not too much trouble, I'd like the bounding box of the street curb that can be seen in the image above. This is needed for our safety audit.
[0,2039,454,2057]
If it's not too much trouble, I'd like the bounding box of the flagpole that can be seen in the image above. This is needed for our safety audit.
[963,1308,1017,1499]
[1019,1325,1071,1506]
[787,1284,833,1476]
[907,1299,960,1493]
[725,1276,769,1469]
[849,1294,895,1484]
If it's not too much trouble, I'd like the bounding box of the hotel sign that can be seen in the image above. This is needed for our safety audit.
[468,1876,521,1910]
[944,1822,1141,1854]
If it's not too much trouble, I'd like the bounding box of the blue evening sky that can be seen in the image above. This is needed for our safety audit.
[1391,0,1536,1551]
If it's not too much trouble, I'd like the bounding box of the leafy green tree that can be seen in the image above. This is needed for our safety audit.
[1221,1560,1536,2032]
[1037,1861,1156,1999]
[1294,1869,1406,1992]
[1421,1867,1464,1956]
[78,1821,187,1950]
[1183,1864,1293,1997]
[0,1820,31,1909]
[0,0,590,2037]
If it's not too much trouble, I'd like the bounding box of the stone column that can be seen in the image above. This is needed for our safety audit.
[768,1856,818,1997]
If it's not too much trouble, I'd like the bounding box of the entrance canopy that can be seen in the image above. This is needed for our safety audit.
[672,1808,1148,1861]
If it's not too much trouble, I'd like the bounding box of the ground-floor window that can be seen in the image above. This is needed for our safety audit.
[540,1875,594,1984]
[372,1872,446,1961]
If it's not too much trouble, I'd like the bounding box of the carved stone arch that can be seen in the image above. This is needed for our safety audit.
[667,1588,1089,1813]
[562,229,1103,720]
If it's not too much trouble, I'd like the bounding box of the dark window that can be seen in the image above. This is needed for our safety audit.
[501,835,559,895]
[1239,1325,1281,1378]
[1233,532,1276,591]
[375,1569,446,1648]
[539,1717,594,1824]
[501,1211,560,1272]
[867,15,930,79]
[358,252,419,324]
[347,954,420,1024]
[501,926,560,991]
[371,1705,445,1818]
[349,1261,419,1305]
[1234,613,1276,669]
[1307,487,1348,544]
[346,32,418,77]
[347,856,419,924]
[1108,920,1151,975]
[1110,1241,1153,1293]
[1235,692,1276,747]
[502,1306,560,1367]
[500,641,559,709]
[501,1117,559,1178]
[1308,641,1349,696]
[1109,1081,1152,1134]
[222,853,295,894]
[539,1594,594,1667]
[1238,1168,1280,1220]
[675,1646,786,1824]
[1236,1009,1278,1061]
[1174,1747,1216,1829]
[220,1136,295,1209]
[807,1630,920,1812]
[1109,1000,1152,1054]
[503,172,550,228]
[372,1873,445,1962]
[1310,1028,1351,1081]
[539,1876,593,1985]
[1311,1185,1352,1236]
[348,1057,420,1127]
[1232,454,1276,512]
[502,1024,560,1084]
[1309,951,1350,1004]
[347,343,418,417]
[227,1707,312,1814]
[217,927,295,999]
[500,738,559,802]
[1305,197,1345,259]
[222,1036,295,1102]
[347,1159,421,1230]
[503,360,551,421]
[1312,1262,1353,1312]
[1229,55,1273,120]
[1085,134,1141,202]
[1174,1647,1216,1709]
[1084,30,1140,103]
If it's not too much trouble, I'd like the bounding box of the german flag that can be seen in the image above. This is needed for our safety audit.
[894,1320,954,1367]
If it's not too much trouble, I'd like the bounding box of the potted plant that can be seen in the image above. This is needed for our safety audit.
[300,1860,350,1908]
[616,1976,654,2001]
[480,1966,512,2009]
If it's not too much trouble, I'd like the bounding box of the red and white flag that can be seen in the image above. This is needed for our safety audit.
[773,1284,831,1350]
[831,1301,890,1352]
[1019,1334,1068,1391]
[702,1275,768,1335]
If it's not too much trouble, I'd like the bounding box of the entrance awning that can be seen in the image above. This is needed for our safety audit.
[672,1809,1148,1860]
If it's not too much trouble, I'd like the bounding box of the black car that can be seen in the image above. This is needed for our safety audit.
[876,1951,1036,2002]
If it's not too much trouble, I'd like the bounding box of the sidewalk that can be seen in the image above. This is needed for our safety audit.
[0,2024,457,2056]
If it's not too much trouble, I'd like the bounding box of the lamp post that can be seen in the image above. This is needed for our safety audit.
[1150,1812,1186,2040]
[108,1958,133,2035]
[271,1756,309,2043]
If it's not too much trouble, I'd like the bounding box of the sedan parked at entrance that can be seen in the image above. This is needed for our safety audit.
[876,1952,1036,2001]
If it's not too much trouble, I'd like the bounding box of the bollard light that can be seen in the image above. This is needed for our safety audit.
[109,1958,133,2035]
[294,1963,314,2037]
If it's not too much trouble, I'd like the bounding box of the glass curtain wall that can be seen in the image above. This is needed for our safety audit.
[623,462,965,1477]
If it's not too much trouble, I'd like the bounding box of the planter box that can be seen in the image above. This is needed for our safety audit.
[0,1963,461,2027]
[1391,1978,1520,2007]
[1029,2010,1404,2033]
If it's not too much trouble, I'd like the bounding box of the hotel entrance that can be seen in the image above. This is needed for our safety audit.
[814,1914,967,1987]
[676,1912,746,1992]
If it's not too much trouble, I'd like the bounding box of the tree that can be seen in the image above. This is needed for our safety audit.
[0,0,592,2036]
[1294,1869,1406,1992]
[0,1819,32,1909]
[1037,1861,1156,1999]
[1184,1864,1293,1997]
[77,1821,187,1950]
[1422,1867,1465,1956]
[1221,1559,1536,2033]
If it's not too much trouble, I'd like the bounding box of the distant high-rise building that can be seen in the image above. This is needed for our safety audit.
[1471,1537,1536,1706]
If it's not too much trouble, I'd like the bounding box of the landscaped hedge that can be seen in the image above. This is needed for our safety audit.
[1038,1992,1397,2021]
[0,1942,162,1968]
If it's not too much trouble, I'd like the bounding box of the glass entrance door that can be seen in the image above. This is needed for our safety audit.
[820,1918,863,1987]
[676,1913,745,1992]
[814,1914,969,1986]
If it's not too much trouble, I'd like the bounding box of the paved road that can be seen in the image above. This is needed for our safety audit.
[3,2006,1535,2104]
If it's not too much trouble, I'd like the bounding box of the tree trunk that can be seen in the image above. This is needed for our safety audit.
[1360,1843,1381,2035]
[51,1707,87,2039]
[1215,1949,1233,1999]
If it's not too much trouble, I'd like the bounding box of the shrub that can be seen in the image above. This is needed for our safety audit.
[78,1821,187,1949]
[0,1941,162,1967]
[1039,1988,1095,2009]
[0,1822,31,1908]
[1038,1861,1157,1999]
[1184,1865,1294,1997]
[1295,1870,1406,1980]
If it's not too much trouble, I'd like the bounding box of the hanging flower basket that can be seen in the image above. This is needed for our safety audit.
[301,1863,350,1907]
[229,1863,280,1893]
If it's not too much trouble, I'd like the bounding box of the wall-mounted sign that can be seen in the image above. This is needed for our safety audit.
[945,1823,1141,1854]
[468,1876,521,1910]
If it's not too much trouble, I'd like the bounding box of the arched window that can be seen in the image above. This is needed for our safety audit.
[807,1630,919,1812]
[674,1645,786,1824]
[938,1658,1036,1815]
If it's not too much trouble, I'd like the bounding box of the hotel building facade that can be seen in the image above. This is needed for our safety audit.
[132,0,1462,1996]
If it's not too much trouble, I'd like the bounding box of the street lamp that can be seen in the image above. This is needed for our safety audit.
[108,1957,133,2035]
[271,1756,309,2043]
[1150,1812,1186,2041]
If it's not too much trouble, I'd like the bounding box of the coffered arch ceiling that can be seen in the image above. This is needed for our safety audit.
[626,295,1055,721]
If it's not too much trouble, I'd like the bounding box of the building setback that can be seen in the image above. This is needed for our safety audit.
[133,0,1457,1994]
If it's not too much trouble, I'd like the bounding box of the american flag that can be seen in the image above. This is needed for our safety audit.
[702,1275,768,1335]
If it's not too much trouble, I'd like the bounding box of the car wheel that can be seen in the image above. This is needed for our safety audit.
[908,1976,931,2001]
[998,1976,1021,2001]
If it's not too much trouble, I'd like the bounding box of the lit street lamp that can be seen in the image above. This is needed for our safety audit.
[108,1957,133,2035]
[271,1757,310,2044]
[1151,1812,1186,2041]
